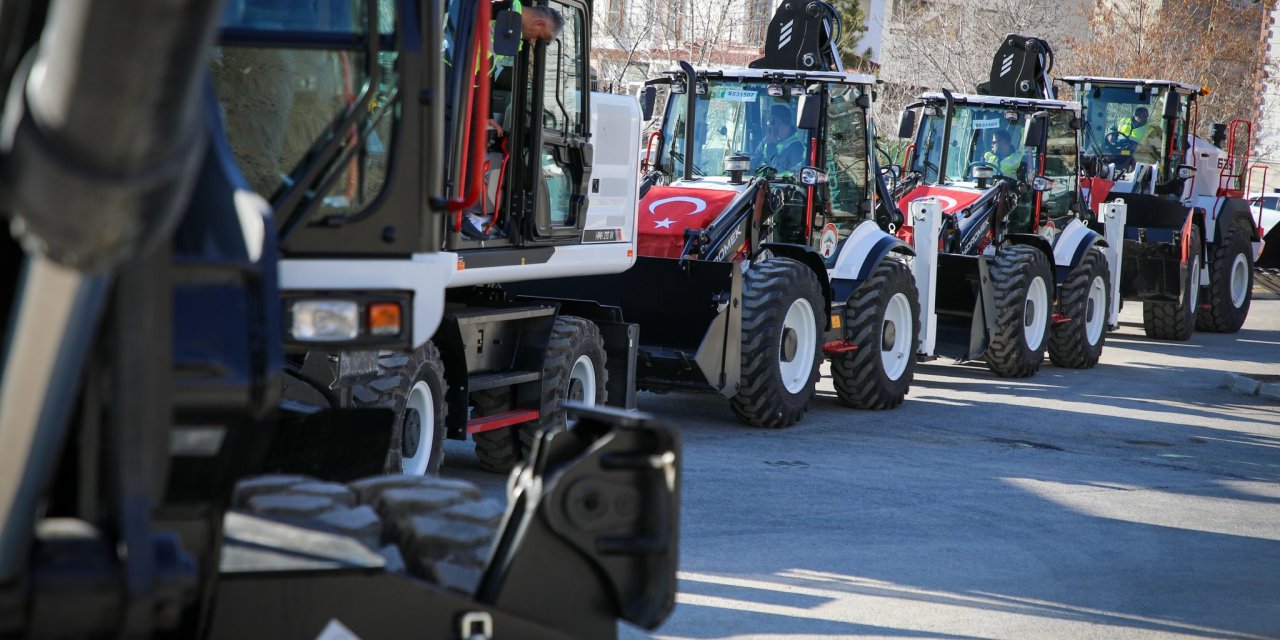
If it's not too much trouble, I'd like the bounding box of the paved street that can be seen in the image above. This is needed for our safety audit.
[445,288,1280,640]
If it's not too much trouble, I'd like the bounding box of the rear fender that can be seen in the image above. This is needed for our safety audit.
[1214,197,1259,244]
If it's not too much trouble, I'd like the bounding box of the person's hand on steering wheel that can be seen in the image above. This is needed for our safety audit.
[1103,130,1136,152]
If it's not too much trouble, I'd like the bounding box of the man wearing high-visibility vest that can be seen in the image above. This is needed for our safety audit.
[756,103,806,175]
[983,129,1024,178]
[1113,106,1163,164]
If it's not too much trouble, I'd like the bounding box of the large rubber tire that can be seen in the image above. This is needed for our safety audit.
[1143,225,1201,341]
[1049,247,1110,369]
[472,316,607,474]
[351,343,447,475]
[985,245,1053,378]
[1196,219,1253,333]
[233,474,503,595]
[471,389,519,474]
[729,258,823,428]
[832,257,920,410]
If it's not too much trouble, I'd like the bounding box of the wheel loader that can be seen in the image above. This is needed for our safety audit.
[1060,74,1263,339]
[0,0,680,637]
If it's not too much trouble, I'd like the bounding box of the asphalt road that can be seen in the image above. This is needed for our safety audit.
[444,287,1280,640]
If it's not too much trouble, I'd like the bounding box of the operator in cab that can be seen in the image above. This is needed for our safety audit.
[983,129,1024,179]
[756,103,807,176]
[1113,106,1163,164]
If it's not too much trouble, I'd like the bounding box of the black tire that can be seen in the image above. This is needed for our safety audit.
[832,257,920,409]
[1143,224,1201,341]
[1049,247,1110,369]
[471,389,519,473]
[351,343,447,475]
[472,316,607,474]
[985,244,1054,378]
[232,474,503,595]
[1196,219,1252,333]
[729,258,823,428]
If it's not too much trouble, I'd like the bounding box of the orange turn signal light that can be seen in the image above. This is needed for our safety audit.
[368,302,402,336]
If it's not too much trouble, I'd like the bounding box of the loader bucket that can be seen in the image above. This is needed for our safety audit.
[1109,193,1196,304]
[513,257,742,395]
[931,253,995,362]
[1256,221,1280,295]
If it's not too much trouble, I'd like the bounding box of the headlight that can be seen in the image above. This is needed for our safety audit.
[291,300,359,341]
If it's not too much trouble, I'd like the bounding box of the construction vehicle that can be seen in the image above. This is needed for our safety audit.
[893,35,1114,374]
[213,0,645,473]
[0,0,679,638]
[1061,75,1262,338]
[518,0,923,425]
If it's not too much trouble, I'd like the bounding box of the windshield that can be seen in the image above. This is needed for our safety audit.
[214,0,397,222]
[911,103,1031,185]
[660,80,809,180]
[1077,84,1170,171]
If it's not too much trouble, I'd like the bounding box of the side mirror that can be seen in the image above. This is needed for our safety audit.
[1163,94,1182,120]
[640,86,657,121]
[1032,176,1054,192]
[796,94,821,130]
[1021,113,1047,147]
[1177,164,1196,180]
[492,10,522,57]
[896,110,916,139]
[800,166,828,185]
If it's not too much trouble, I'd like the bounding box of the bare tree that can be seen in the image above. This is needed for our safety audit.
[1061,0,1277,160]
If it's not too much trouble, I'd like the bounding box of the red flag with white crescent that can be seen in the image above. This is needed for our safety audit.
[638,186,738,258]
[896,185,984,215]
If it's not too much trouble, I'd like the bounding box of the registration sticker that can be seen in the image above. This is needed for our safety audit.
[715,88,758,102]
[972,118,1002,129]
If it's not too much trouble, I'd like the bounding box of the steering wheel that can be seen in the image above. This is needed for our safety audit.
[964,161,1000,181]
[1103,131,1136,152]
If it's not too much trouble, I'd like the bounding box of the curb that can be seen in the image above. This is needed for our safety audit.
[1221,373,1280,402]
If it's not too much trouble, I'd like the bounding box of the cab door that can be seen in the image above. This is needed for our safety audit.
[528,0,592,241]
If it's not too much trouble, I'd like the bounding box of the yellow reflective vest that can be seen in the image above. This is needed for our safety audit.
[983,150,1022,177]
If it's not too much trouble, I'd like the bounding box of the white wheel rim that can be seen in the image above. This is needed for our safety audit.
[567,354,597,428]
[1086,275,1106,345]
[1023,276,1049,350]
[1229,252,1249,308]
[1189,257,1200,309]
[400,380,434,476]
[779,297,817,394]
[881,293,913,381]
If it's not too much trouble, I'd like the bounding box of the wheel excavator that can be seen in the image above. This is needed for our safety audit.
[0,0,679,637]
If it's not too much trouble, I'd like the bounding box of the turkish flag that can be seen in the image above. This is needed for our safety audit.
[638,186,739,258]
[896,185,984,215]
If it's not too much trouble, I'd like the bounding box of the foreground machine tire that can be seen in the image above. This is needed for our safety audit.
[351,343,448,475]
[730,257,823,428]
[233,474,503,595]
[1049,247,1110,369]
[1196,219,1253,333]
[1143,225,1201,341]
[986,244,1053,378]
[832,257,920,409]
[472,316,608,473]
